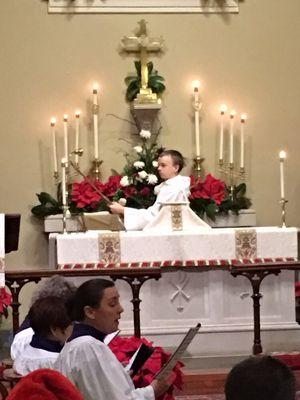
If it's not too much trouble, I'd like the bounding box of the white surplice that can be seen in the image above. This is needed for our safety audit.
[10,327,34,360]
[124,175,190,231]
[55,336,154,400]
[13,343,60,375]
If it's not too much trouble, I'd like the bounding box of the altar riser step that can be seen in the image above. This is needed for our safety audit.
[175,369,300,395]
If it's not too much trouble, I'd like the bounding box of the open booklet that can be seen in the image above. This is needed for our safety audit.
[154,323,201,380]
[104,331,154,377]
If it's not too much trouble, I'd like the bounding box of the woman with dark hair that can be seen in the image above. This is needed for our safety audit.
[55,278,171,400]
[13,296,73,375]
[11,275,76,361]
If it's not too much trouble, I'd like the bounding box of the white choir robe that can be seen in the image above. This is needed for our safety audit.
[55,336,154,400]
[10,327,34,360]
[124,175,191,231]
[13,343,60,375]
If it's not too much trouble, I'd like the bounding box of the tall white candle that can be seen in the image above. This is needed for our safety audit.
[75,110,81,164]
[219,105,227,160]
[240,114,247,169]
[279,150,286,199]
[61,157,67,207]
[63,114,69,164]
[50,117,58,173]
[193,81,201,157]
[229,110,236,164]
[93,84,99,159]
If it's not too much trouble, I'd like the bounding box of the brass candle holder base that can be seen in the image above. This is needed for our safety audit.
[92,158,103,180]
[280,199,288,228]
[53,171,59,185]
[193,156,205,179]
[62,206,71,234]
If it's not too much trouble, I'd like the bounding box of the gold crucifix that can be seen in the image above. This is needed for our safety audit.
[121,20,164,104]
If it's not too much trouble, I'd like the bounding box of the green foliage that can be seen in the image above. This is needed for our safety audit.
[31,192,61,218]
[125,61,166,102]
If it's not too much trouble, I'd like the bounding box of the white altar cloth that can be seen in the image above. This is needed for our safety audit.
[55,227,298,267]
[52,226,300,358]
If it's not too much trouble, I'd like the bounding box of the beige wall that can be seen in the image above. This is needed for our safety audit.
[1,0,300,270]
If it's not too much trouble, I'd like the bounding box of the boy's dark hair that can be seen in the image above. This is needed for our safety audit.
[71,279,115,321]
[225,355,296,400]
[28,296,72,337]
[158,149,185,172]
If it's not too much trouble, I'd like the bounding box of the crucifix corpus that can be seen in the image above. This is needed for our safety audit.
[121,20,164,105]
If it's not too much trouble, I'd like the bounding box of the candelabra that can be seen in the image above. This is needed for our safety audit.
[218,159,246,201]
[280,199,288,228]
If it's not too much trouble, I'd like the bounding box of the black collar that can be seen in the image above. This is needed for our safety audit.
[30,334,63,353]
[68,322,106,343]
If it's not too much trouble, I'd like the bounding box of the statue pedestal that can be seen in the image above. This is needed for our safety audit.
[131,102,161,132]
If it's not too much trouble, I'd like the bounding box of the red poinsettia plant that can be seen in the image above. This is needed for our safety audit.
[0,287,12,318]
[109,336,184,400]
[31,141,251,220]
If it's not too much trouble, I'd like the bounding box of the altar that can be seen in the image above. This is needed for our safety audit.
[49,226,300,359]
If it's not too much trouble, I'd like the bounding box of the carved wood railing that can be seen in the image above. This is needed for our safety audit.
[5,259,300,354]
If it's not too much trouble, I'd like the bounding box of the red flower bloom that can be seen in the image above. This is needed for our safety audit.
[189,174,226,205]
[102,175,122,198]
[71,178,105,209]
[123,186,138,198]
[139,187,151,196]
[109,336,184,400]
[0,287,12,318]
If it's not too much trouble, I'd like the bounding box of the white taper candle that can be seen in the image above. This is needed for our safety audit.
[193,81,201,157]
[219,105,227,160]
[279,150,286,199]
[93,84,99,159]
[61,157,67,207]
[50,117,58,173]
[63,115,69,164]
[75,110,80,164]
[240,114,247,169]
[229,110,236,164]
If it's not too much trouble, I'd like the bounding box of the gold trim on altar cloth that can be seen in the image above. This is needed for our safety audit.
[98,233,121,264]
[235,229,257,259]
[171,205,183,231]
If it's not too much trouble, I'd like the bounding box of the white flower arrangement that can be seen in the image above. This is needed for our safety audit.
[147,174,158,185]
[133,161,145,170]
[118,198,127,206]
[139,129,151,139]
[133,145,143,153]
[152,160,158,168]
[138,170,148,180]
[120,176,130,187]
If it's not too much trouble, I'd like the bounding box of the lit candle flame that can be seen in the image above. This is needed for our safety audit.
[241,114,247,123]
[75,110,81,118]
[93,83,99,93]
[279,150,286,160]
[63,114,68,122]
[220,104,228,114]
[50,117,56,126]
[230,110,236,118]
[192,80,201,91]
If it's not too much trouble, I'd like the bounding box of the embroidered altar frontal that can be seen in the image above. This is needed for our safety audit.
[56,227,299,269]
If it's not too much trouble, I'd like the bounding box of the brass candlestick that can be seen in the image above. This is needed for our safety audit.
[62,206,71,234]
[92,158,103,180]
[280,199,288,228]
[193,156,205,179]
[53,171,59,185]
